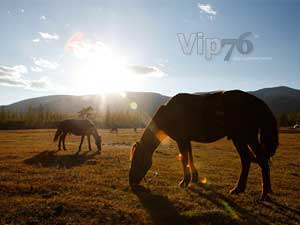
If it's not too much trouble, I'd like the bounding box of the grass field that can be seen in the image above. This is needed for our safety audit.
[0,129,299,225]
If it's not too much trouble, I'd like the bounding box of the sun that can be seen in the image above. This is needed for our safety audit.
[74,47,138,94]
[65,33,141,94]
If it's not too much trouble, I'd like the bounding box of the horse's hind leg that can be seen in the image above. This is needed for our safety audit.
[230,140,251,194]
[187,142,198,183]
[177,140,191,187]
[58,134,63,150]
[62,133,67,150]
[249,139,272,201]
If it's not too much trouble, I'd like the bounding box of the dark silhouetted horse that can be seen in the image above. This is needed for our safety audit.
[110,127,118,133]
[129,90,278,200]
[53,119,102,153]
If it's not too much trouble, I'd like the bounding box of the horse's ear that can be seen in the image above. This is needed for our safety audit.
[130,142,140,161]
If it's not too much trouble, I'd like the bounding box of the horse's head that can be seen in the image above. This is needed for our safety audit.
[95,136,102,151]
[129,141,152,186]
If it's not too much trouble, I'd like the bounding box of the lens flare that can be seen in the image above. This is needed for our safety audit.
[201,177,207,184]
[120,92,127,98]
[130,102,138,110]
[222,200,239,219]
[156,130,167,142]
[177,153,182,160]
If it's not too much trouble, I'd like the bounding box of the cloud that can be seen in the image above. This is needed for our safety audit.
[32,38,40,43]
[0,64,53,90]
[157,58,169,68]
[39,32,59,40]
[29,77,51,89]
[32,57,59,70]
[40,15,46,20]
[127,65,166,78]
[0,65,28,87]
[198,3,217,15]
[30,66,43,72]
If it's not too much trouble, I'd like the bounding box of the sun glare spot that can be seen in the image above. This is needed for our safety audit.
[65,32,141,94]
[201,177,207,184]
[156,130,167,142]
[130,102,138,110]
[222,201,239,219]
[177,153,182,160]
[120,92,127,98]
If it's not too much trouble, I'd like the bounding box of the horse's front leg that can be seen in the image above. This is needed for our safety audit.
[62,133,67,150]
[177,141,191,187]
[187,142,198,183]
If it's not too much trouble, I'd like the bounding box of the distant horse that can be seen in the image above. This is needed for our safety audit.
[53,119,102,153]
[129,90,278,200]
[110,127,118,133]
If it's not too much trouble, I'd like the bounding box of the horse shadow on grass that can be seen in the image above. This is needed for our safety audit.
[188,183,300,225]
[260,198,300,225]
[132,185,245,225]
[24,150,99,169]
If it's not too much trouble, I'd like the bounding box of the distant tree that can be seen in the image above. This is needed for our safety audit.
[78,106,94,119]
[0,107,6,121]
[105,105,112,128]
[278,113,289,127]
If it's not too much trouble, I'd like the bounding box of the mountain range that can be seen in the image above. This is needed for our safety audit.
[2,86,300,115]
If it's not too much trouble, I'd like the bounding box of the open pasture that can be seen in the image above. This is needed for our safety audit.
[0,129,299,225]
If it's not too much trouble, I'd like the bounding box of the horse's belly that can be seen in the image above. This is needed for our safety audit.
[191,127,226,143]
[70,131,83,136]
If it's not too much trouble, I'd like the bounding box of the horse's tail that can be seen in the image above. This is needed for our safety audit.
[260,105,279,159]
[53,128,62,142]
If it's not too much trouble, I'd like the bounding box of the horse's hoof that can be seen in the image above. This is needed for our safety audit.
[179,179,189,188]
[230,187,245,195]
[191,173,199,183]
[260,194,272,202]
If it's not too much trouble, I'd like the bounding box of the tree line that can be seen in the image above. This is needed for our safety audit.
[0,104,299,130]
[276,113,300,127]
[0,105,147,130]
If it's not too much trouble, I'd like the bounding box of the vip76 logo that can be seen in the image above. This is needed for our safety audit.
[177,32,254,61]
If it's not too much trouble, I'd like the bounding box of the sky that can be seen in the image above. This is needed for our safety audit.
[0,0,299,105]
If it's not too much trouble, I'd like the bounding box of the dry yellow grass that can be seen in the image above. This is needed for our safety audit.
[0,129,299,225]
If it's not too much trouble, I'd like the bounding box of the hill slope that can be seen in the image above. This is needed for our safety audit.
[249,86,300,114]
[2,86,300,115]
[1,92,170,116]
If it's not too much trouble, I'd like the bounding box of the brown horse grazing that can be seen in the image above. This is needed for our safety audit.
[53,119,102,153]
[110,127,118,133]
[129,90,278,201]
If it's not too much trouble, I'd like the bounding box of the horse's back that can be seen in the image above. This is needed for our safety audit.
[163,92,226,142]
[162,90,273,143]
[223,90,272,141]
[58,119,95,134]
